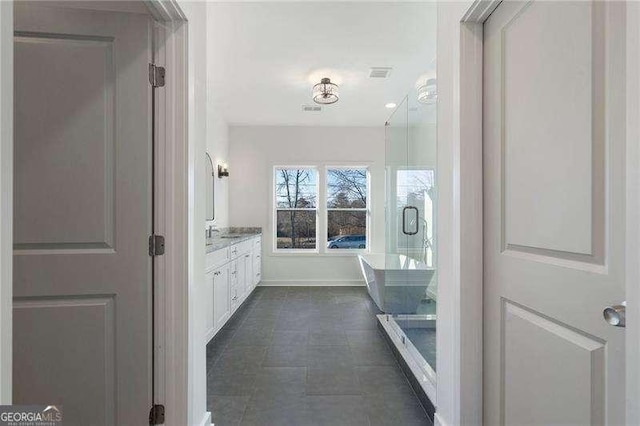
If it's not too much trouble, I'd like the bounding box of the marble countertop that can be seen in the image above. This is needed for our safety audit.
[206,227,262,253]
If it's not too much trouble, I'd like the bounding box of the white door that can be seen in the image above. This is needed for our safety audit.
[484,2,627,425]
[13,3,152,425]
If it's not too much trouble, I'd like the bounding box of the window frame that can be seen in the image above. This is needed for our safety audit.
[272,165,320,254]
[323,165,371,254]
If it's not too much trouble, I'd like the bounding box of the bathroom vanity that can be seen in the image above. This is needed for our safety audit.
[205,230,262,342]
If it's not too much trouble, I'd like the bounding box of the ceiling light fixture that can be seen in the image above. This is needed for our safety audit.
[313,78,339,105]
[385,103,397,109]
[417,78,437,104]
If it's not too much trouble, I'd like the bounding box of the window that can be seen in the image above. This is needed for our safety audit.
[326,167,369,250]
[274,167,318,250]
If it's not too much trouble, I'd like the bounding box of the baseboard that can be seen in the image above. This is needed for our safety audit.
[199,411,212,426]
[259,279,365,287]
[433,412,447,426]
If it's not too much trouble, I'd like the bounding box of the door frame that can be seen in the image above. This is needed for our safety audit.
[0,1,192,424]
[437,0,640,425]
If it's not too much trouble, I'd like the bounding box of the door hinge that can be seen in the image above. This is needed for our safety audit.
[149,404,165,425]
[149,64,166,88]
[149,235,165,256]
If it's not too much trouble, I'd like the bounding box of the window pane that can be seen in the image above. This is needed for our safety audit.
[327,168,367,208]
[327,210,366,249]
[275,168,317,208]
[276,210,316,249]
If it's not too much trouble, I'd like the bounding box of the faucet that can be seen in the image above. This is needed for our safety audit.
[206,225,218,239]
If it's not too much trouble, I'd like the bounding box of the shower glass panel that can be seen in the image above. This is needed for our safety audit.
[385,89,437,380]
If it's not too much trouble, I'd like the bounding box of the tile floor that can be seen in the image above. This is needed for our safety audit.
[206,286,432,426]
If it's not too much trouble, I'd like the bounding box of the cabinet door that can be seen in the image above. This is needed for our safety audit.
[242,253,252,296]
[205,270,215,340]
[213,265,230,331]
[230,260,239,311]
[253,248,262,286]
[237,255,247,300]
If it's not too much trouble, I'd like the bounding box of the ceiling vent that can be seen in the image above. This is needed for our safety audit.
[302,105,322,112]
[369,67,392,79]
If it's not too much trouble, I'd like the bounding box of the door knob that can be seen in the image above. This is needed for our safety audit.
[603,301,626,327]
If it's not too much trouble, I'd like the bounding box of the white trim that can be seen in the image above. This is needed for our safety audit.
[433,412,448,426]
[0,0,12,405]
[259,279,364,287]
[626,2,640,423]
[272,165,320,253]
[325,165,371,253]
[145,1,189,425]
[198,411,212,426]
[437,1,490,425]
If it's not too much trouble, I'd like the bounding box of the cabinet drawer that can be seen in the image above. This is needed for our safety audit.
[206,247,229,271]
[235,240,253,256]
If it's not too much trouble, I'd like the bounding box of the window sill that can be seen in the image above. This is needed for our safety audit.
[271,249,370,257]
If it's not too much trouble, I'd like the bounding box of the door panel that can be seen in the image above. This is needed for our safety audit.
[13,3,152,425]
[484,2,626,425]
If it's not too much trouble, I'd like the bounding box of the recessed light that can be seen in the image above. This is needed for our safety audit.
[385,103,397,109]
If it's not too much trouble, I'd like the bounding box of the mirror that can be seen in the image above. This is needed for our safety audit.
[205,153,215,221]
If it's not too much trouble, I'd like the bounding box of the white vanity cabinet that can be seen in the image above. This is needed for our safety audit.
[205,235,262,342]
[213,265,230,332]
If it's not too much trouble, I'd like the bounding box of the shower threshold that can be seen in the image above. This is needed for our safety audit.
[377,314,437,410]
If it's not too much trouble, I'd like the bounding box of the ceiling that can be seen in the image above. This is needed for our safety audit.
[209,2,437,127]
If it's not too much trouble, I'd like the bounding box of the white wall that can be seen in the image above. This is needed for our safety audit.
[205,1,230,229]
[0,0,12,405]
[205,106,230,228]
[229,125,385,286]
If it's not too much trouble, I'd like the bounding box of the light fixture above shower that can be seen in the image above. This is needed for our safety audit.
[312,78,339,105]
[417,78,437,104]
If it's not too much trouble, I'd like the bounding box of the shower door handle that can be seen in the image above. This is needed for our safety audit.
[402,206,419,236]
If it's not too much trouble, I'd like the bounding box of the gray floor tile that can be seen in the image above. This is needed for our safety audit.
[307,345,354,368]
[306,367,361,395]
[307,395,369,426]
[229,325,274,346]
[346,330,387,346]
[309,330,348,345]
[263,344,308,367]
[239,394,310,426]
[356,366,413,394]
[349,343,397,366]
[209,395,250,426]
[213,345,268,373]
[364,393,431,426]
[207,372,256,396]
[208,287,432,426]
[254,367,307,395]
[272,330,309,346]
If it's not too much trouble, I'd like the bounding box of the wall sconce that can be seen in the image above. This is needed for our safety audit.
[218,163,229,178]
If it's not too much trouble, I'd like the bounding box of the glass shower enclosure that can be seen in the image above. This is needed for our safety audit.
[383,91,437,395]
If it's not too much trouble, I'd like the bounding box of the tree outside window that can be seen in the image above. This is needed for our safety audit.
[275,168,318,250]
[326,168,369,250]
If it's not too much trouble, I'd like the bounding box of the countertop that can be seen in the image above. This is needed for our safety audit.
[206,227,262,253]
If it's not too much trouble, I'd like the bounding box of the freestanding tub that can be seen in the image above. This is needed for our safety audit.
[358,254,436,313]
